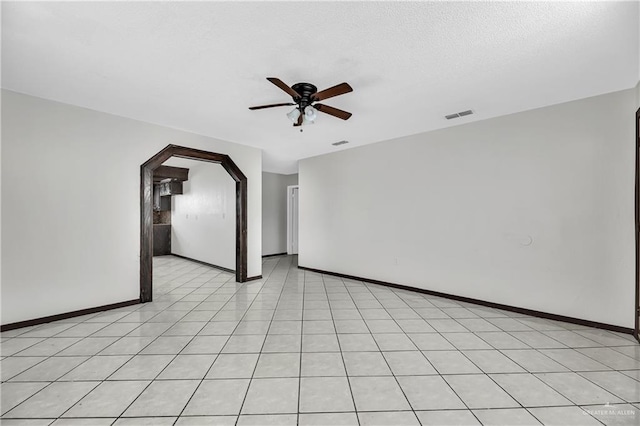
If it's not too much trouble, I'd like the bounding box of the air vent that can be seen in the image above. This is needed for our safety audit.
[445,109,474,120]
[332,140,349,146]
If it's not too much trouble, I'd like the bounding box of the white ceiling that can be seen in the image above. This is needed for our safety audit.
[2,1,639,174]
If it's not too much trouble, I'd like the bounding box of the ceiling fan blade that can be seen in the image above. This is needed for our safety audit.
[293,113,303,127]
[266,77,300,99]
[314,103,352,120]
[312,82,353,101]
[249,102,295,110]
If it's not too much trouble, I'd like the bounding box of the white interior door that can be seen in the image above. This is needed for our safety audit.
[287,185,299,255]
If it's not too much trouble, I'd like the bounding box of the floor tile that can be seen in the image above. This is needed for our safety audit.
[427,319,469,332]
[57,337,119,356]
[337,334,379,351]
[527,406,602,425]
[343,351,392,376]
[579,371,640,402]
[301,334,339,352]
[237,414,297,425]
[456,318,501,332]
[107,354,174,380]
[302,320,335,334]
[415,410,480,425]
[536,372,624,405]
[4,381,98,418]
[60,355,131,381]
[502,349,569,373]
[10,356,88,382]
[52,418,116,425]
[301,352,346,376]
[5,255,640,425]
[122,380,199,416]
[578,347,640,370]
[397,375,466,410]
[540,349,611,371]
[175,416,236,425]
[157,354,217,379]
[472,408,541,425]
[407,333,455,350]
[182,336,228,354]
[241,378,299,414]
[299,412,358,425]
[442,332,493,350]
[509,331,567,349]
[463,350,525,373]
[382,351,437,375]
[396,319,436,333]
[334,320,369,334]
[541,330,601,347]
[444,374,519,409]
[580,403,640,426]
[13,338,81,357]
[372,333,417,351]
[262,334,301,353]
[138,336,191,354]
[422,351,482,374]
[253,353,300,378]
[62,380,149,417]
[183,379,250,415]
[349,376,410,411]
[490,373,572,407]
[299,377,355,412]
[476,331,531,349]
[221,335,265,353]
[98,336,155,355]
[0,357,47,381]
[358,411,420,425]
[1,382,48,415]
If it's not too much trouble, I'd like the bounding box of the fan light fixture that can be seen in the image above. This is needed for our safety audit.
[249,78,353,128]
[304,106,317,122]
[287,108,301,122]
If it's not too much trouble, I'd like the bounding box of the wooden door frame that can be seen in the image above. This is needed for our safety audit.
[140,144,248,302]
[633,108,640,342]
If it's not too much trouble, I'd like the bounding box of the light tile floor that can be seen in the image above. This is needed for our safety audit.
[2,255,640,425]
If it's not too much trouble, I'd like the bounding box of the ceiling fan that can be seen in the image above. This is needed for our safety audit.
[249,77,353,127]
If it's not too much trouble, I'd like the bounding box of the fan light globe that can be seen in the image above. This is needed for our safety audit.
[304,106,317,122]
[287,108,301,122]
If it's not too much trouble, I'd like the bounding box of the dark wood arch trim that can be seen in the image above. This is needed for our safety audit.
[141,144,248,302]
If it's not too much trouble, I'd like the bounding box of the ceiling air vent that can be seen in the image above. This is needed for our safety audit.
[445,110,474,120]
[332,140,349,146]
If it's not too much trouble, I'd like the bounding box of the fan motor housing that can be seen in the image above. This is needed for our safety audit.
[291,83,317,108]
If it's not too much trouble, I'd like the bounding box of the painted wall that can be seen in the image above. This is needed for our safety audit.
[300,87,636,328]
[1,90,262,325]
[262,172,298,256]
[170,159,236,270]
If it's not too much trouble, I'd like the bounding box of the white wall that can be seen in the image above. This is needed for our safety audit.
[262,172,298,256]
[1,90,262,325]
[300,87,636,328]
[170,159,236,270]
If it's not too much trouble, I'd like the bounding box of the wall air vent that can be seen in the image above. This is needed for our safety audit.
[445,110,474,120]
[332,140,349,146]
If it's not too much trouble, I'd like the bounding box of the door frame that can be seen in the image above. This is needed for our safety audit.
[287,185,299,255]
[635,107,639,342]
[140,144,248,303]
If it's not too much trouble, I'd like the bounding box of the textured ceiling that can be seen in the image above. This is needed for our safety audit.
[2,1,639,173]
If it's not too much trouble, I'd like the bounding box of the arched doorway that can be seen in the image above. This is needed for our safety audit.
[140,144,248,302]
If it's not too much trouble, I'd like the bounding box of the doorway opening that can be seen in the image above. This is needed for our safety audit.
[287,185,299,255]
[140,144,248,303]
[635,107,639,342]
